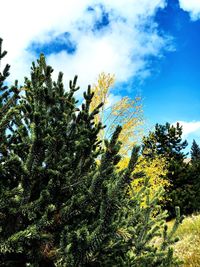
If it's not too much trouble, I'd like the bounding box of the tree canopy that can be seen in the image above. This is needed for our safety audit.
[0,39,181,266]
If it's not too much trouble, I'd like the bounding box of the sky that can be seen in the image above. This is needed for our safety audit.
[0,0,200,153]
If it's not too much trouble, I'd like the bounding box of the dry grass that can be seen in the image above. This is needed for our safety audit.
[170,214,200,266]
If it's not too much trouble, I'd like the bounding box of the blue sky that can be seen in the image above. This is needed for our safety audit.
[144,0,200,122]
[1,0,200,152]
[141,0,200,150]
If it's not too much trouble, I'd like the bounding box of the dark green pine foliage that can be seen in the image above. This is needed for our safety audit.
[142,122,188,160]
[186,162,200,214]
[142,122,189,217]
[186,140,200,213]
[0,38,20,146]
[0,39,24,266]
[191,139,200,163]
[0,46,181,266]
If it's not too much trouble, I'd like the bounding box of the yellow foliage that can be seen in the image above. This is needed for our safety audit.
[91,72,169,200]
[90,72,143,156]
[109,96,143,156]
[117,155,169,200]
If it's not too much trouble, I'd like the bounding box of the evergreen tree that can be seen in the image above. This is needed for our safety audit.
[0,41,181,266]
[142,122,188,160]
[191,139,200,163]
[186,140,200,213]
[142,122,188,217]
[0,38,24,266]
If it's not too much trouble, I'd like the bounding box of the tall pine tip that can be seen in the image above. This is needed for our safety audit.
[72,75,78,87]
[40,53,45,59]
[87,84,91,95]
[69,75,79,91]
[175,206,185,224]
[39,53,46,66]
[0,50,7,59]
[73,74,78,85]
[109,125,122,149]
[2,64,10,78]
[0,38,7,60]
[58,71,63,81]
[175,206,181,223]
[124,145,140,175]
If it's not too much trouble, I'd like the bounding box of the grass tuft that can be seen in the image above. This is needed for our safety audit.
[170,214,200,266]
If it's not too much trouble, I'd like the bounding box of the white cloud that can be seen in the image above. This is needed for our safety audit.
[179,0,200,20]
[0,0,169,93]
[105,93,122,109]
[173,121,200,138]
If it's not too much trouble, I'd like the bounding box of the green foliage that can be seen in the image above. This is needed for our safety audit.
[191,139,200,163]
[142,122,188,160]
[0,40,181,266]
[184,142,200,214]
[142,122,200,218]
[142,122,188,217]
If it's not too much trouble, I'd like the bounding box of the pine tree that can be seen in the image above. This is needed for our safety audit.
[191,139,200,163]
[0,43,181,266]
[186,140,200,213]
[142,122,188,217]
[142,122,188,160]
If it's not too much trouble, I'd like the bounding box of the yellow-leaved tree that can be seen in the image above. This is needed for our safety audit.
[90,72,143,157]
[90,72,170,199]
[117,155,169,202]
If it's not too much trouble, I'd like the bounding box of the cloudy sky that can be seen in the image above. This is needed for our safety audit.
[1,0,200,152]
